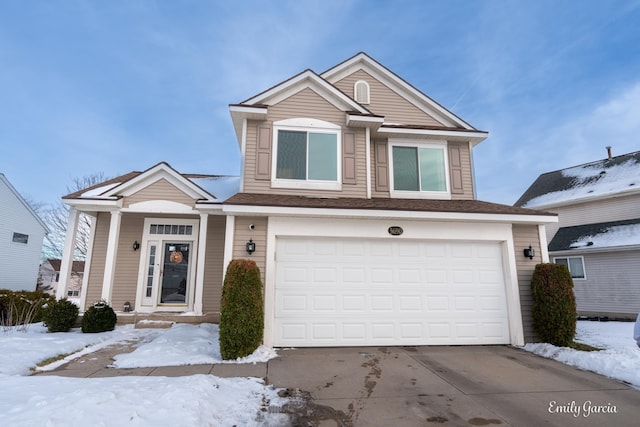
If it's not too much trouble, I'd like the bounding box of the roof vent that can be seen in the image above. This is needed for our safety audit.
[606,146,612,159]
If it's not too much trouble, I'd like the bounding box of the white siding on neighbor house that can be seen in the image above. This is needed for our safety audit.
[545,193,640,241]
[0,177,47,291]
[568,250,640,316]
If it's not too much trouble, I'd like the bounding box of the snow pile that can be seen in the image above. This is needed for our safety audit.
[0,323,287,426]
[524,320,640,389]
[112,323,277,368]
[524,159,639,207]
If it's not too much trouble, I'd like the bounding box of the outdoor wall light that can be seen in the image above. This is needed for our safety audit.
[132,241,140,251]
[523,245,535,260]
[246,238,256,255]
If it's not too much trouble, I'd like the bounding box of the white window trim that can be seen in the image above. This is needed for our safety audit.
[271,118,342,191]
[354,80,370,104]
[388,139,451,200]
[553,256,586,280]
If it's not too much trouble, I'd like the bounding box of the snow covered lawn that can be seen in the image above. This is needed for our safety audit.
[0,323,287,426]
[524,320,640,389]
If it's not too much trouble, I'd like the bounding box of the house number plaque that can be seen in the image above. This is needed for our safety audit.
[388,226,403,236]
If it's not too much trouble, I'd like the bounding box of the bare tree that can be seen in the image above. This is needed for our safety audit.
[41,173,109,261]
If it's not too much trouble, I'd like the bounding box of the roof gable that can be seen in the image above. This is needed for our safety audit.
[320,52,475,130]
[516,151,640,208]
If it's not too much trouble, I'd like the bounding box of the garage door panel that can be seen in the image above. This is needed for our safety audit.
[274,237,510,346]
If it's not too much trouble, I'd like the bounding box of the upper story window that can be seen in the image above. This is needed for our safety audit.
[389,140,450,199]
[272,118,341,191]
[12,232,29,244]
[354,80,370,104]
[554,256,586,280]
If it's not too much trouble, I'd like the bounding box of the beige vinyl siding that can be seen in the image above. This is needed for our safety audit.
[544,193,640,241]
[232,216,268,286]
[332,69,443,127]
[110,214,145,311]
[124,178,197,208]
[242,88,368,198]
[561,251,640,317]
[512,224,544,343]
[202,215,226,314]
[84,212,109,309]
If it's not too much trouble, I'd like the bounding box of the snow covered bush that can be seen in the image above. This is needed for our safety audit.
[82,300,117,333]
[219,259,264,360]
[530,263,577,346]
[41,298,79,332]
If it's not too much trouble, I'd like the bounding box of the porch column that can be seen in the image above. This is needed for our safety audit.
[56,207,80,300]
[194,213,209,314]
[101,210,122,303]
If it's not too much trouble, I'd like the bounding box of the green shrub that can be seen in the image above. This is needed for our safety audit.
[530,263,577,346]
[41,298,79,332]
[0,290,55,326]
[82,301,117,333]
[219,259,264,360]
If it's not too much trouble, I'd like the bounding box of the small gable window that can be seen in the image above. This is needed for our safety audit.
[389,140,450,199]
[272,118,341,191]
[12,232,29,244]
[354,80,370,104]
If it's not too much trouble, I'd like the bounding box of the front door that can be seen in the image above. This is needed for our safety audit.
[159,242,190,304]
[137,219,199,312]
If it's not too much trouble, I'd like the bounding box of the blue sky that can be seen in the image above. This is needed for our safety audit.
[2,1,640,208]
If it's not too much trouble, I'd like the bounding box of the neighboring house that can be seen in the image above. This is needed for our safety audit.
[515,149,640,319]
[0,173,49,292]
[39,259,84,298]
[57,52,556,346]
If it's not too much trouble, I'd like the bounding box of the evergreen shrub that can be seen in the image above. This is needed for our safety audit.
[82,301,117,333]
[219,259,264,360]
[530,263,577,346]
[41,298,79,332]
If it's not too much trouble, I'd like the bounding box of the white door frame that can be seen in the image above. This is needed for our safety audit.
[135,218,199,313]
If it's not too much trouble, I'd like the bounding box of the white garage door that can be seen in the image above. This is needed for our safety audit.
[274,237,510,346]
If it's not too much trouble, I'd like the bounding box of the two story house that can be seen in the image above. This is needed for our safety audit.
[0,173,49,292]
[516,149,640,319]
[57,53,556,346]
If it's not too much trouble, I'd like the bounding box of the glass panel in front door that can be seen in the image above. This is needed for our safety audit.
[160,242,190,304]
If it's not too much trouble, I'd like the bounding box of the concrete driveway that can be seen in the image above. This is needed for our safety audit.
[265,345,639,426]
[36,343,639,426]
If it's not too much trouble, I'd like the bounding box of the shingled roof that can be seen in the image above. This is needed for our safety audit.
[548,218,640,251]
[515,150,640,208]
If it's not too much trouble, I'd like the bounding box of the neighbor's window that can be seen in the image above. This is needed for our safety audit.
[272,119,341,190]
[554,256,586,280]
[12,232,29,244]
[390,141,449,197]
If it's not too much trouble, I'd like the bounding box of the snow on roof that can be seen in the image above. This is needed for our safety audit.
[523,158,640,208]
[80,182,120,198]
[569,222,640,249]
[191,176,240,202]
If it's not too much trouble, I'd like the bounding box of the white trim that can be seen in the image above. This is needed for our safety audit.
[538,224,550,262]
[264,217,524,346]
[222,203,558,224]
[377,126,488,145]
[79,213,97,310]
[101,211,122,303]
[271,119,342,191]
[56,207,80,300]
[124,200,196,214]
[365,127,372,199]
[388,139,451,199]
[194,213,209,314]
[239,118,247,193]
[222,215,235,285]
